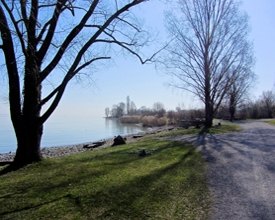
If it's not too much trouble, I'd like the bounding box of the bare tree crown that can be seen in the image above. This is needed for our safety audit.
[0,0,156,124]
[161,0,255,126]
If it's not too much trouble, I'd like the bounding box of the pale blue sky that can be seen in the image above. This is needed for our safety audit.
[0,0,274,117]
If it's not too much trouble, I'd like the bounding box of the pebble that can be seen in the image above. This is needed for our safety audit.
[0,138,115,162]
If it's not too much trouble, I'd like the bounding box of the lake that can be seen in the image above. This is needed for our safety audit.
[0,114,145,154]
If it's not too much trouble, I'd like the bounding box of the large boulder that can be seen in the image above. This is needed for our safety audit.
[112,135,126,146]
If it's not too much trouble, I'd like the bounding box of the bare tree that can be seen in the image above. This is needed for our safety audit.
[111,105,118,118]
[118,102,126,117]
[129,101,137,115]
[0,0,157,168]
[152,102,165,111]
[126,96,130,115]
[152,102,165,118]
[162,0,254,127]
[226,68,256,121]
[260,91,275,118]
[105,107,110,118]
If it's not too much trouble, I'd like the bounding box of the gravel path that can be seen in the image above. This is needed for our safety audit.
[164,120,275,220]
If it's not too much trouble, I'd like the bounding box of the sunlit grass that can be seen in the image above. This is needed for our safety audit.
[0,139,211,219]
[146,123,243,138]
[266,120,275,125]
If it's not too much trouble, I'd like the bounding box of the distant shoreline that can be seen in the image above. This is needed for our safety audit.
[0,125,176,163]
[0,132,144,163]
[0,115,146,154]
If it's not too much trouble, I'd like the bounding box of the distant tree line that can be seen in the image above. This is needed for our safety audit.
[107,89,275,127]
[105,96,166,118]
[227,90,275,119]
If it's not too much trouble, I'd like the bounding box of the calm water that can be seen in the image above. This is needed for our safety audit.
[0,114,145,154]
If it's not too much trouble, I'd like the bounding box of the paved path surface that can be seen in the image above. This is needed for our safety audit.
[165,120,275,220]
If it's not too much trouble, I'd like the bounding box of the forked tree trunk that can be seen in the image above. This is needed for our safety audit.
[12,55,43,166]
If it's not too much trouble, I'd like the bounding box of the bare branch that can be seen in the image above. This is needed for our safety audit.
[116,16,141,33]
[0,5,22,127]
[1,0,27,55]
[20,0,28,26]
[36,19,51,44]
[73,57,111,75]
[40,56,110,123]
[162,0,254,126]
[39,0,100,81]
[40,1,149,123]
[38,3,56,8]
[95,29,166,64]
[36,0,68,63]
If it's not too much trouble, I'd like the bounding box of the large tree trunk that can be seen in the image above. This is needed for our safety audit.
[267,110,273,118]
[12,54,43,166]
[205,100,213,127]
[13,120,43,165]
[204,62,213,127]
[229,106,235,121]
[205,82,213,127]
[229,93,236,121]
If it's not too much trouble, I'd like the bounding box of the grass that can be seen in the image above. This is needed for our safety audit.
[266,120,275,125]
[0,139,211,220]
[148,123,243,138]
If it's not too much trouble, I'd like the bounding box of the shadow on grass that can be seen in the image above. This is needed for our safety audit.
[0,141,209,219]
[56,146,200,218]
[199,127,211,134]
[0,194,73,217]
[0,162,27,176]
[81,147,202,219]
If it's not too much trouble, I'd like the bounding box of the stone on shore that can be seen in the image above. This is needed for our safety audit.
[112,135,126,146]
[83,140,106,149]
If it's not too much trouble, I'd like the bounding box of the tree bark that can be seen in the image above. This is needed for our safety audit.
[204,54,213,127]
[205,100,213,127]
[13,120,43,165]
[229,106,235,121]
[13,51,43,165]
[229,94,236,121]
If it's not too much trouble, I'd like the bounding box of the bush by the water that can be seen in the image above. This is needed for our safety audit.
[121,115,167,127]
[141,116,167,127]
[120,115,141,123]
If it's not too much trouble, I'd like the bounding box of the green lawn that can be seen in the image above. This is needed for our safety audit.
[0,139,211,220]
[266,120,275,126]
[148,123,243,138]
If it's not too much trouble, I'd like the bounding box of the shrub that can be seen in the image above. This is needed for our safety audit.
[120,115,167,127]
[120,115,141,123]
[157,117,167,126]
[141,116,167,127]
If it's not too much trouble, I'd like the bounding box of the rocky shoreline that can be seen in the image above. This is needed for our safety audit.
[0,125,177,163]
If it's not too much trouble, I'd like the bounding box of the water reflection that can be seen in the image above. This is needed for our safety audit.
[0,115,145,153]
[105,118,144,136]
